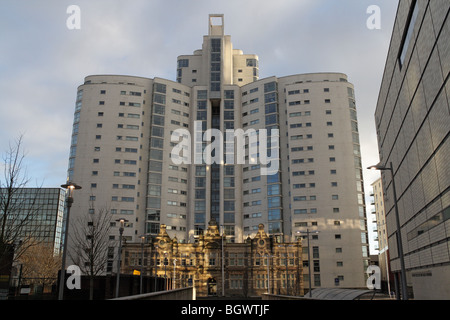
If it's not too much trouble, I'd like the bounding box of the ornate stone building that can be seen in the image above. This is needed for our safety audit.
[121,221,303,297]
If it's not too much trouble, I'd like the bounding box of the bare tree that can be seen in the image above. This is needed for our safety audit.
[68,201,113,300]
[19,240,61,292]
[0,135,43,272]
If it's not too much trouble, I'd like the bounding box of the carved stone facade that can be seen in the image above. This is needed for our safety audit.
[121,221,303,297]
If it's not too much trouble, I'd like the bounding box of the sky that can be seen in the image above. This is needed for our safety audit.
[0,0,399,252]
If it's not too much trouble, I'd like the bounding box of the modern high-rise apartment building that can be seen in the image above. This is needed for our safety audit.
[67,14,368,288]
[374,1,449,299]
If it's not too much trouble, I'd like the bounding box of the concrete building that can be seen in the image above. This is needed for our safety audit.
[67,14,368,288]
[374,0,450,299]
[370,178,393,295]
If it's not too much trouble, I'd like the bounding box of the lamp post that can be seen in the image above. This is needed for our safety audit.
[154,246,159,292]
[220,224,225,297]
[115,218,128,298]
[173,259,177,289]
[140,236,145,294]
[164,252,168,290]
[296,229,319,298]
[58,182,81,300]
[368,162,408,300]
[265,254,273,294]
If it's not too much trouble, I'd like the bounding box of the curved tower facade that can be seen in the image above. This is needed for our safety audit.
[67,15,368,288]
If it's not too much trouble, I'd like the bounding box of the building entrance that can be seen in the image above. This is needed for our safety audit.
[207,278,217,296]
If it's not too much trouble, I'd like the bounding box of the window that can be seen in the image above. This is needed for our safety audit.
[247,59,258,67]
[178,59,189,68]
[265,93,277,103]
[224,90,234,99]
[265,103,277,114]
[267,184,280,195]
[268,197,280,208]
[399,0,419,67]
[224,111,234,120]
[154,105,165,115]
[265,114,278,125]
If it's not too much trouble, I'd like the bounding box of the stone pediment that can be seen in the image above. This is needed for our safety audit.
[154,224,172,250]
[204,219,221,242]
[255,224,269,241]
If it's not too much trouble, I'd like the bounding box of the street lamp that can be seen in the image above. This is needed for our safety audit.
[115,218,128,298]
[220,224,225,297]
[220,224,233,297]
[265,254,274,294]
[164,252,168,290]
[153,246,159,292]
[296,229,319,298]
[368,162,407,300]
[173,259,177,289]
[140,236,145,294]
[58,182,81,300]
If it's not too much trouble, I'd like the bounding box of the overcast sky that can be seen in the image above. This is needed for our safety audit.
[1,0,399,250]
